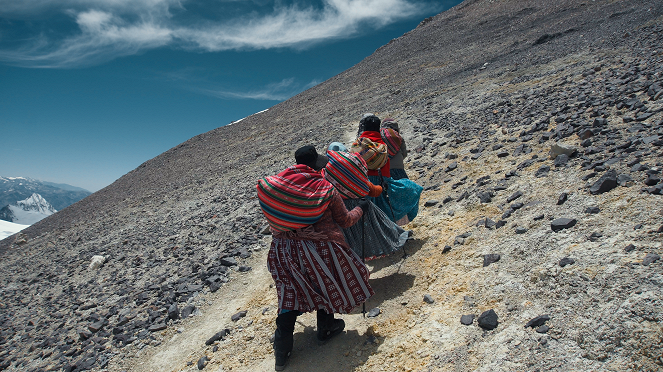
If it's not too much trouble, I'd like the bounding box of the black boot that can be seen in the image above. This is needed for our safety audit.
[274,311,298,371]
[316,309,345,344]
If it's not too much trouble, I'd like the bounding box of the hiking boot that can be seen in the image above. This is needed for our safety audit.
[274,351,291,371]
[273,311,298,371]
[316,309,345,344]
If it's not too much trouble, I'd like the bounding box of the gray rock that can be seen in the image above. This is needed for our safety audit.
[181,305,196,318]
[477,309,499,330]
[525,314,550,328]
[589,170,618,195]
[536,325,550,333]
[424,200,439,207]
[559,257,575,267]
[642,253,660,266]
[557,192,568,205]
[617,174,633,186]
[550,143,577,159]
[477,191,493,203]
[197,355,208,370]
[554,153,569,167]
[460,314,475,325]
[168,304,180,320]
[231,310,247,322]
[148,323,167,332]
[506,191,523,203]
[535,165,550,177]
[367,308,381,318]
[206,330,229,345]
[551,218,577,232]
[423,294,435,304]
[483,254,501,267]
[584,207,600,214]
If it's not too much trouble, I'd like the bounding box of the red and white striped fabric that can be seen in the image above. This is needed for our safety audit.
[322,151,370,199]
[380,127,402,159]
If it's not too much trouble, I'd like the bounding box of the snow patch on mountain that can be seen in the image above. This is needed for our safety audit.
[0,219,28,241]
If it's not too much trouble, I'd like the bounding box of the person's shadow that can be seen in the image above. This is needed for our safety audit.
[354,237,426,313]
[284,324,380,371]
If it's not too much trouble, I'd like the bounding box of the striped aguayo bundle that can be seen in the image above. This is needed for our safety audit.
[322,151,370,199]
[257,164,335,232]
[380,127,402,159]
[350,137,388,170]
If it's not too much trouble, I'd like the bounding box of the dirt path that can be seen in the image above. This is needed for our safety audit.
[106,234,434,372]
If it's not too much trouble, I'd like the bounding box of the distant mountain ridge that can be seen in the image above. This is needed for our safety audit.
[0,193,56,225]
[0,176,90,211]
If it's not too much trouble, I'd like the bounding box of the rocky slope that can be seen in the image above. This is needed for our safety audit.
[0,0,662,371]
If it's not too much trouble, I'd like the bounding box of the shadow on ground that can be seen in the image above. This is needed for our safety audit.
[285,326,379,372]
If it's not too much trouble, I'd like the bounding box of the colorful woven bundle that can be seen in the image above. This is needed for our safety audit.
[322,151,370,199]
[380,127,402,159]
[257,164,335,232]
[349,137,388,170]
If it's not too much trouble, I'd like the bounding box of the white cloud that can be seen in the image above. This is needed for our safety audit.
[0,0,437,68]
[200,78,321,101]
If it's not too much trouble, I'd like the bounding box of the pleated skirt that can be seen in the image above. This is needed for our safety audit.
[268,237,374,314]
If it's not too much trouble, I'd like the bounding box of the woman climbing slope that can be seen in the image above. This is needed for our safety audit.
[257,145,373,371]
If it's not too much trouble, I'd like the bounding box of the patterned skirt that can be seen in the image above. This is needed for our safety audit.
[268,238,374,314]
[342,198,409,260]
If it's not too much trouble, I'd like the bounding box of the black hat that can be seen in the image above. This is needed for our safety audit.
[360,115,381,132]
[295,145,328,170]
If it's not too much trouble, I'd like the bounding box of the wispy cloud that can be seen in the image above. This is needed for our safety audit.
[0,0,439,68]
[198,78,321,101]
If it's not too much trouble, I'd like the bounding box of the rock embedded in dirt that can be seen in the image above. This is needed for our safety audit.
[89,255,106,270]
[589,170,619,195]
[424,200,439,207]
[477,309,499,330]
[181,305,196,318]
[477,191,493,203]
[206,330,229,345]
[642,253,660,266]
[585,207,600,214]
[506,191,523,203]
[559,257,575,267]
[550,143,577,159]
[557,192,568,205]
[367,308,381,318]
[536,325,550,334]
[148,323,167,332]
[525,315,550,328]
[423,294,435,304]
[551,218,577,232]
[197,355,208,370]
[231,310,247,322]
[460,314,475,325]
[483,254,501,267]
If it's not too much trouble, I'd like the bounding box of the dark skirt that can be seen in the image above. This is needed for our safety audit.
[390,168,409,180]
[342,198,409,260]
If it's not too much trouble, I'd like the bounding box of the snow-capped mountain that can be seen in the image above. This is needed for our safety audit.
[0,176,90,211]
[0,193,57,225]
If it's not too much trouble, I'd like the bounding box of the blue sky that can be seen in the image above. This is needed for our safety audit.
[0,0,460,192]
